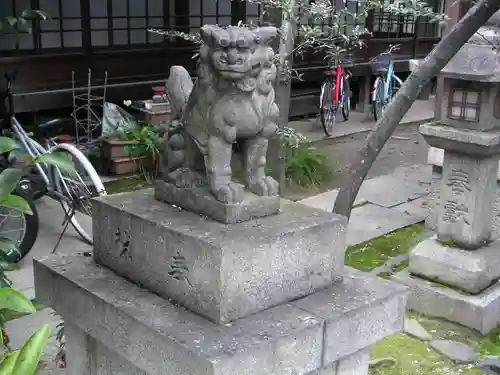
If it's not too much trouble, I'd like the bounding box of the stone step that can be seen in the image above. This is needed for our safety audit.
[34,252,406,375]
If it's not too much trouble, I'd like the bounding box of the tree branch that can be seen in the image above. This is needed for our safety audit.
[332,0,500,219]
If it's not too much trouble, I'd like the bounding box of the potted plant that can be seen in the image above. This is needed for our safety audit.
[100,123,163,178]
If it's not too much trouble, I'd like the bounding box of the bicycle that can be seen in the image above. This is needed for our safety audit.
[370,45,403,121]
[0,71,107,259]
[319,59,352,137]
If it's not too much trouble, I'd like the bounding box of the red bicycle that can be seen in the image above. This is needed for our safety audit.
[319,61,352,137]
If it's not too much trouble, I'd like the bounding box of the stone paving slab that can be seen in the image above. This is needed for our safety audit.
[6,266,34,292]
[293,97,435,144]
[2,198,91,368]
[5,308,61,361]
[347,203,424,246]
[356,164,432,208]
[37,363,66,375]
[298,164,432,246]
[298,190,367,212]
[302,120,372,145]
[391,197,429,220]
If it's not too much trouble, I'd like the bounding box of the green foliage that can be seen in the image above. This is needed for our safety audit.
[0,10,49,49]
[346,224,427,272]
[149,0,446,77]
[0,325,51,375]
[0,289,50,375]
[0,288,35,315]
[276,126,306,148]
[0,137,74,281]
[285,145,333,187]
[32,152,75,176]
[107,124,164,182]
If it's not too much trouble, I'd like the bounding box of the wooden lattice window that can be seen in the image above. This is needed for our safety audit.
[90,0,168,47]
[448,87,481,122]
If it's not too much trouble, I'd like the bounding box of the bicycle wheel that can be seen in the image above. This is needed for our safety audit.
[50,143,107,245]
[0,188,39,263]
[372,77,385,121]
[320,78,337,137]
[342,77,351,121]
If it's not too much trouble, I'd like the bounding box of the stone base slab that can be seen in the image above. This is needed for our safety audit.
[393,269,500,334]
[93,188,347,324]
[34,253,407,375]
[420,123,500,156]
[408,237,500,294]
[155,179,280,224]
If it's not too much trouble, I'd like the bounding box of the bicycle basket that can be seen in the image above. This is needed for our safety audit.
[370,54,392,74]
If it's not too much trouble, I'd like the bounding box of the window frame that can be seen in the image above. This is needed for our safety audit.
[447,85,481,123]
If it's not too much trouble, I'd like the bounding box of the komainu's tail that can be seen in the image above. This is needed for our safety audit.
[165,66,193,119]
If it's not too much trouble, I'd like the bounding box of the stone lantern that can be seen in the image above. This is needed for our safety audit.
[394,12,500,334]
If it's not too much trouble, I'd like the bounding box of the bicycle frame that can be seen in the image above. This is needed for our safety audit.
[384,61,395,102]
[324,63,350,104]
[371,60,403,104]
[10,116,50,185]
[2,73,60,197]
[334,64,344,104]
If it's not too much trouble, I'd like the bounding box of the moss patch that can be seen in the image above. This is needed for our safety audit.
[370,332,482,375]
[371,312,500,375]
[104,177,153,195]
[345,224,427,272]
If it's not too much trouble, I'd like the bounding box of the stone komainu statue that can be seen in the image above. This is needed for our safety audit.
[163,25,280,205]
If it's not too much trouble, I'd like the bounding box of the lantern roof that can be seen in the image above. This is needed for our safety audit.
[441,11,500,82]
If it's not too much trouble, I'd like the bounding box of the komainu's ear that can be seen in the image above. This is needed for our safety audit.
[254,27,277,45]
[200,25,215,44]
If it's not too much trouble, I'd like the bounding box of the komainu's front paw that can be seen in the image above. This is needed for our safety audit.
[215,182,245,204]
[249,176,279,197]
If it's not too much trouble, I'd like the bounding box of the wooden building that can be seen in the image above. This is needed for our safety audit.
[0,0,444,119]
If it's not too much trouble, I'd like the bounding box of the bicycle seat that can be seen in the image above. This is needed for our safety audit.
[34,117,69,139]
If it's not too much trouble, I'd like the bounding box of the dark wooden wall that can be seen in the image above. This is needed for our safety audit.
[0,0,442,117]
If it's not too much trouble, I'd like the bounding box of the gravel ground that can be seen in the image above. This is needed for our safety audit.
[285,123,430,200]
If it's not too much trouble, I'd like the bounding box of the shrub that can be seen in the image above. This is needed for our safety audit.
[285,145,333,187]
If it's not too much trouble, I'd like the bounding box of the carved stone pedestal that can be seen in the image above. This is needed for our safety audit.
[33,187,408,375]
[395,123,500,333]
[92,189,346,324]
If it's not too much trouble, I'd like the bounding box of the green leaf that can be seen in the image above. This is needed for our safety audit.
[0,288,35,314]
[5,17,17,27]
[0,195,32,215]
[34,152,75,175]
[0,138,19,155]
[11,325,51,375]
[0,351,19,375]
[0,169,23,201]
[0,237,19,256]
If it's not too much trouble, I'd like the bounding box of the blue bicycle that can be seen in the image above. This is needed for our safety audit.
[370,46,403,121]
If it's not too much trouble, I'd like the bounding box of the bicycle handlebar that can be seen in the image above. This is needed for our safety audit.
[4,68,19,86]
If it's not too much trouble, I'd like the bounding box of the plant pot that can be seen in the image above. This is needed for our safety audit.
[108,156,148,176]
[101,140,139,160]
